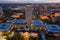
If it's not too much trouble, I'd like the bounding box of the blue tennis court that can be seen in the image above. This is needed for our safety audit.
[46,24,60,33]
[16,19,27,24]
[0,23,13,31]
[32,20,44,26]
[16,19,44,26]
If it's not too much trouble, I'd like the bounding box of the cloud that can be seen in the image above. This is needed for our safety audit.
[0,0,60,3]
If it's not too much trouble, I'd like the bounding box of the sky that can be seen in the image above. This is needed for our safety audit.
[0,0,60,3]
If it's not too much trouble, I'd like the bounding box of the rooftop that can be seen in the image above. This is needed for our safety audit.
[14,29,40,33]
[54,17,60,22]
[46,24,60,33]
[32,20,44,26]
[16,19,27,24]
[15,19,44,26]
[0,23,13,31]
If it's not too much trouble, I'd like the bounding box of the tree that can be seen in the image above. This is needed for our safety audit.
[5,33,24,40]
[29,36,38,40]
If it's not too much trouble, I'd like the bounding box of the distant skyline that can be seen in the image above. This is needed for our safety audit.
[0,0,60,3]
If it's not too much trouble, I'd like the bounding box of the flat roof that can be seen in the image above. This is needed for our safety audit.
[14,29,40,33]
[0,23,13,31]
[55,13,60,16]
[32,20,44,26]
[15,19,44,26]
[16,19,27,24]
[54,17,60,20]
[46,24,60,33]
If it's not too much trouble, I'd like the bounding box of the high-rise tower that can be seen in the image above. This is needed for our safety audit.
[25,5,32,26]
[0,7,3,14]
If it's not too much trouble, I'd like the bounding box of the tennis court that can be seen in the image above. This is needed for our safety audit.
[0,23,13,31]
[46,24,60,33]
